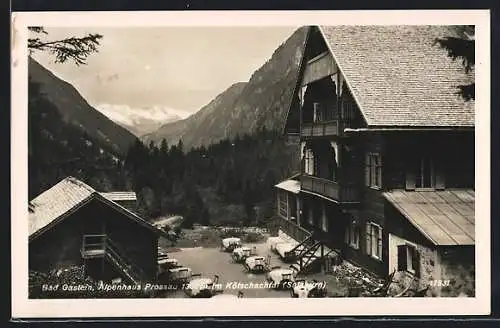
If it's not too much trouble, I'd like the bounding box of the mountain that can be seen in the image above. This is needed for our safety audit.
[143,82,247,147]
[28,58,138,155]
[94,104,185,137]
[142,27,307,149]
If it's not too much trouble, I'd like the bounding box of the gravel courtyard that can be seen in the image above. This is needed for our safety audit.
[162,241,292,298]
[156,228,386,298]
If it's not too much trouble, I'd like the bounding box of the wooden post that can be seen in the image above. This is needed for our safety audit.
[286,192,289,220]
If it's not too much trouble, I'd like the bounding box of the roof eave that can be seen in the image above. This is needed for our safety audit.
[282,26,312,136]
[94,193,167,238]
[29,192,96,242]
[382,191,475,247]
[344,126,475,133]
[29,193,167,243]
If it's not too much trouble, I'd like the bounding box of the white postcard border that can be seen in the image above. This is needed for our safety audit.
[11,9,491,318]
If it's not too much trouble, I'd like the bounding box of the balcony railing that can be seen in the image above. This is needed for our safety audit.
[300,175,360,203]
[301,120,339,138]
[81,234,146,284]
[274,215,312,243]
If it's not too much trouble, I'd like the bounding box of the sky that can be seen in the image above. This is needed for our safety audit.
[31,26,298,118]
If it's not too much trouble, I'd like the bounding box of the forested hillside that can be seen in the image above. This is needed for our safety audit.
[125,130,300,227]
[28,78,131,199]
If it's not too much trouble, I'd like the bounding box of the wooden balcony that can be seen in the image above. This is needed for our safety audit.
[301,120,339,138]
[81,234,107,258]
[80,234,146,284]
[300,175,360,203]
[302,52,336,86]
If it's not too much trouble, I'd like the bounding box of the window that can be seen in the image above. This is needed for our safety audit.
[365,153,382,188]
[304,148,314,175]
[313,103,323,122]
[341,91,356,122]
[416,156,434,188]
[345,221,360,249]
[406,155,444,190]
[278,190,288,218]
[365,222,382,260]
[397,244,420,277]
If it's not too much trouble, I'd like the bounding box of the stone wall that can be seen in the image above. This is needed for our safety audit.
[388,233,440,296]
[387,234,475,297]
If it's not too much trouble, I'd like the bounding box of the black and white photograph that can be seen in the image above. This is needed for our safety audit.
[11,10,490,317]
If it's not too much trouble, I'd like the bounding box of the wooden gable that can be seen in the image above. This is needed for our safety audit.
[283,26,367,135]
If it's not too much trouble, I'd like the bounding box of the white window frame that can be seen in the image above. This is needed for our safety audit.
[366,152,382,189]
[313,102,323,123]
[397,242,419,277]
[415,156,435,190]
[345,222,360,249]
[406,245,416,274]
[366,222,383,261]
[304,148,314,175]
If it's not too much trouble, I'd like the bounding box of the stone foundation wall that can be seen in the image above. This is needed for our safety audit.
[388,234,475,297]
[388,233,440,296]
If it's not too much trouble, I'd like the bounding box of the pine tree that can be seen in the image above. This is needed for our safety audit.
[160,138,169,161]
[28,27,103,66]
[435,25,475,101]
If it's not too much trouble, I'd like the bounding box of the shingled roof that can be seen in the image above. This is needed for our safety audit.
[29,177,162,240]
[318,25,475,127]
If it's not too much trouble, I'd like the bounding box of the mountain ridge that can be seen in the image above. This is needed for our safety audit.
[28,57,138,155]
[142,27,307,149]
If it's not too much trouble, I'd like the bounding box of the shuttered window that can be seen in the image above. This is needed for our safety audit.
[365,153,382,189]
[397,244,421,277]
[345,220,360,249]
[416,156,434,189]
[365,222,382,260]
[406,155,445,190]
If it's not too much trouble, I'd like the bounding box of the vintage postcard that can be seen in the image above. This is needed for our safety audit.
[11,10,490,318]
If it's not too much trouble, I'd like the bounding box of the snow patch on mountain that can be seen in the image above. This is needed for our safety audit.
[95,104,188,125]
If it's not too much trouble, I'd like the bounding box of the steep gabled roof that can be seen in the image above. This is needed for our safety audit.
[29,177,163,241]
[318,25,474,127]
[282,27,311,135]
[29,177,95,237]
